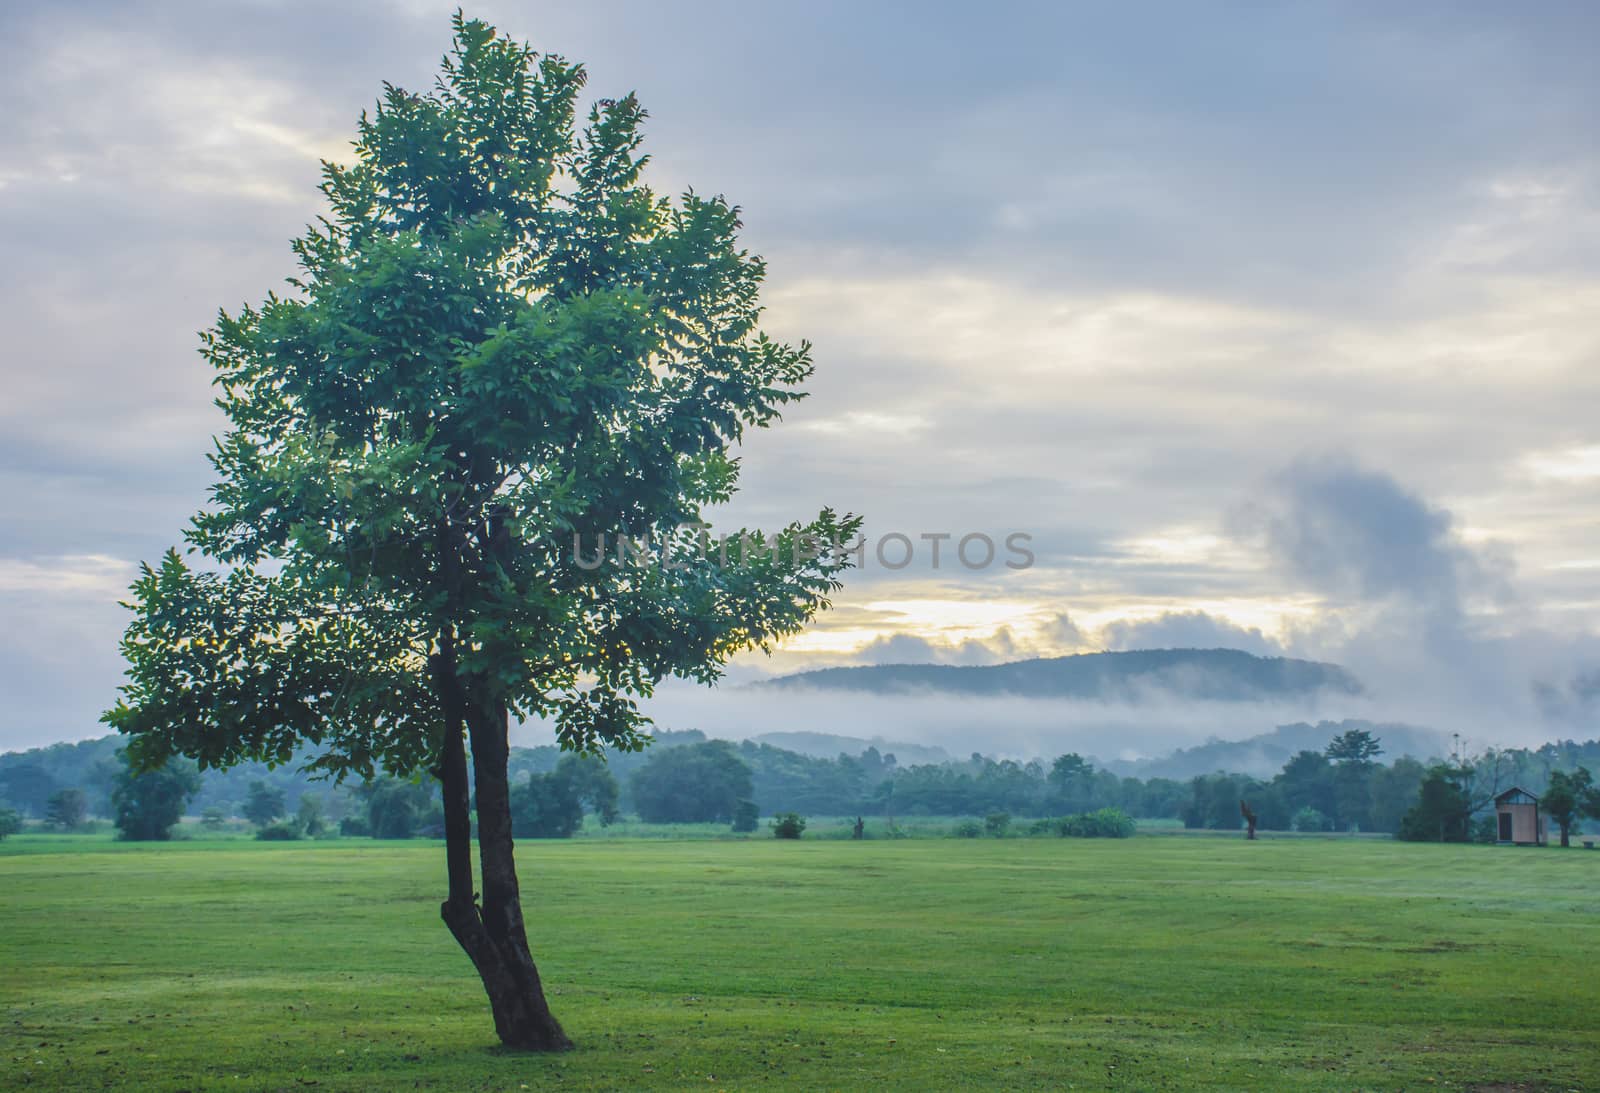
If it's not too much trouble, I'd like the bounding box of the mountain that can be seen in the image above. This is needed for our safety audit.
[748,731,952,766]
[1098,720,1450,780]
[757,649,1363,703]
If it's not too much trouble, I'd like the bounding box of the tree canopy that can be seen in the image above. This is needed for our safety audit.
[103,14,859,785]
[1542,766,1597,847]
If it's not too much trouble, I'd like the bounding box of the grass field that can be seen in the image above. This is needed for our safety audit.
[2,835,1596,1091]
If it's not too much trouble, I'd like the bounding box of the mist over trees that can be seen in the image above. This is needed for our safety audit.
[8,725,1600,842]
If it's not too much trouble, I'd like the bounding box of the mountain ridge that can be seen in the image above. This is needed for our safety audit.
[756,648,1363,702]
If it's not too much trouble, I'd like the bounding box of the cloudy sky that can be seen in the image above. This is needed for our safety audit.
[3,1,1599,755]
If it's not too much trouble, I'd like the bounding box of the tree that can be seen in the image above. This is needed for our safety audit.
[201,807,228,831]
[1367,756,1426,834]
[1048,753,1095,813]
[0,763,57,818]
[732,799,760,833]
[1396,765,1471,843]
[1542,767,1593,848]
[552,754,620,826]
[365,779,432,839]
[112,753,201,841]
[1325,729,1383,766]
[296,794,327,837]
[0,807,20,840]
[508,755,618,839]
[630,741,755,823]
[103,18,855,1051]
[509,770,583,838]
[1325,730,1382,832]
[243,781,287,829]
[45,788,88,831]
[1184,773,1258,830]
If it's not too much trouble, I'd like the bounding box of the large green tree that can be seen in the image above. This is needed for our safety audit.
[103,15,857,1051]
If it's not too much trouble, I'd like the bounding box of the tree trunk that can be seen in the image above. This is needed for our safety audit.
[432,631,571,1052]
[1560,823,1569,848]
[460,696,571,1051]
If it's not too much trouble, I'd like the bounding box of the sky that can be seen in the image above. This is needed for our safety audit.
[3,1,1599,757]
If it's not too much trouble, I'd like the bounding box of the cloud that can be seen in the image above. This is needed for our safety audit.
[1254,462,1458,599]
[852,628,1019,667]
[1242,455,1514,617]
[4,2,1600,756]
[1040,613,1087,650]
[1099,610,1283,657]
[0,555,138,751]
[0,554,134,597]
[1232,457,1600,732]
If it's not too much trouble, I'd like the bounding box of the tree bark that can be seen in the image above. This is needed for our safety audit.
[431,630,571,1052]
[460,695,571,1051]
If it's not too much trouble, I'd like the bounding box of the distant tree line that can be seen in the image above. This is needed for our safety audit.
[7,729,1600,843]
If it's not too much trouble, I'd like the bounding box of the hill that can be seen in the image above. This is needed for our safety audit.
[758,648,1363,702]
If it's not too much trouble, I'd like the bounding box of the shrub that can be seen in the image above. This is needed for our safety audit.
[1056,807,1135,838]
[951,819,983,838]
[1027,818,1056,836]
[256,820,304,841]
[200,807,228,831]
[770,812,806,839]
[339,815,372,837]
[984,811,1011,837]
[731,799,760,833]
[0,807,21,840]
[1291,807,1329,833]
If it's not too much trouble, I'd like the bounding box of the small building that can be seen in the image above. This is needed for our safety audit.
[1494,787,1546,846]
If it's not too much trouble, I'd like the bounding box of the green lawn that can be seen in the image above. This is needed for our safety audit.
[2,836,1595,1091]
